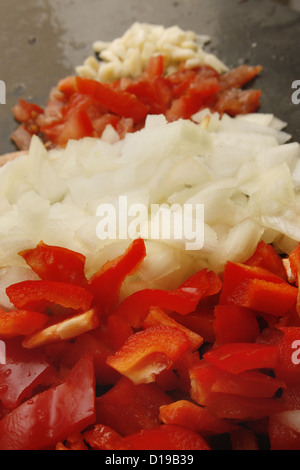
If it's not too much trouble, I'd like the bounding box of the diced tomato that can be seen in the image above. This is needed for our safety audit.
[0,354,95,450]
[20,241,88,286]
[12,99,44,123]
[214,88,262,116]
[6,280,93,312]
[143,55,165,79]
[218,65,262,91]
[75,76,149,123]
[94,377,172,436]
[122,424,211,450]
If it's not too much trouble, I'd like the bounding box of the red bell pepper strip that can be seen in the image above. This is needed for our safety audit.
[274,327,300,384]
[159,400,238,436]
[83,424,131,450]
[203,343,280,375]
[122,424,211,450]
[142,306,203,351]
[95,376,172,436]
[244,240,287,280]
[0,338,53,409]
[6,280,93,312]
[169,307,216,344]
[112,268,217,328]
[0,308,48,338]
[189,360,285,406]
[106,325,191,384]
[206,394,285,421]
[88,238,146,315]
[75,76,149,123]
[0,354,95,450]
[220,261,286,304]
[225,278,298,317]
[19,241,88,286]
[214,304,260,345]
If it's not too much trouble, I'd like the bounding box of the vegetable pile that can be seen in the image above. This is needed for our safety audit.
[1,238,300,450]
[11,57,262,151]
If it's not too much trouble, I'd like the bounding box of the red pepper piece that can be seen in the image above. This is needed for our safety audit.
[106,325,191,384]
[88,238,146,315]
[207,394,284,421]
[142,306,203,351]
[225,278,298,317]
[159,399,238,436]
[203,343,280,375]
[0,308,48,338]
[230,428,260,450]
[274,327,300,384]
[244,240,287,280]
[20,241,88,286]
[189,360,285,406]
[112,268,216,328]
[269,415,300,450]
[0,354,95,450]
[0,338,53,409]
[75,76,149,123]
[214,304,260,345]
[220,261,286,304]
[170,307,216,344]
[122,424,211,450]
[95,377,172,436]
[6,280,93,312]
[83,424,131,450]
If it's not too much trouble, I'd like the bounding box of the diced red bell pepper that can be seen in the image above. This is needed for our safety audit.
[286,243,300,283]
[224,278,298,317]
[0,354,95,450]
[169,308,216,344]
[0,338,53,409]
[122,424,211,450]
[230,428,260,450]
[75,76,149,123]
[112,268,217,328]
[142,306,203,351]
[57,331,121,386]
[244,241,287,280]
[207,394,284,421]
[203,343,280,375]
[269,414,300,450]
[159,399,238,436]
[106,325,191,384]
[6,280,93,312]
[214,304,260,345]
[88,238,146,315]
[273,327,300,384]
[95,377,172,436]
[220,261,286,304]
[189,360,285,407]
[20,241,88,286]
[83,424,131,450]
[0,308,48,338]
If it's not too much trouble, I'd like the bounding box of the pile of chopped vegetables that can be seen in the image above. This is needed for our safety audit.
[11,57,262,151]
[0,238,300,450]
[2,22,300,451]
